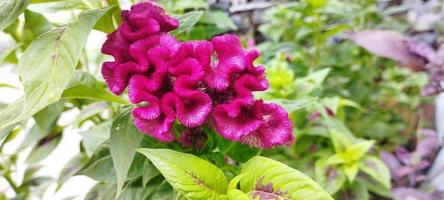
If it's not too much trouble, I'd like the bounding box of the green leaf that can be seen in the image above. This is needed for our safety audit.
[315,157,346,195]
[80,121,111,157]
[0,0,28,31]
[136,148,229,199]
[16,101,64,150]
[227,189,248,200]
[0,98,23,133]
[56,153,88,190]
[345,140,374,162]
[294,68,330,96]
[343,164,358,182]
[239,156,333,200]
[142,160,160,186]
[62,71,128,104]
[359,156,391,189]
[325,154,346,166]
[110,106,143,196]
[268,98,316,113]
[173,0,207,10]
[0,7,113,130]
[33,100,64,133]
[328,129,353,153]
[74,102,108,127]
[77,144,116,181]
[26,133,62,164]
[201,11,236,30]
[173,11,204,34]
[22,9,52,47]
[94,6,119,33]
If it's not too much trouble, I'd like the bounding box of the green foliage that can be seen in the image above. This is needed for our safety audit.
[110,106,143,195]
[0,0,435,199]
[0,0,28,31]
[136,148,228,200]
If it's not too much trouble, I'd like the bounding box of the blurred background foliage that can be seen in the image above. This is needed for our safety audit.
[0,0,443,200]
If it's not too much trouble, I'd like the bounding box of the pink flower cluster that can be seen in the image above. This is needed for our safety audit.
[101,2,294,148]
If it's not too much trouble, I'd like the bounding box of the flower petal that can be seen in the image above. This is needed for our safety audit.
[240,103,294,148]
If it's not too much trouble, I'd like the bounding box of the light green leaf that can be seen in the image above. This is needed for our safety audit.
[346,140,374,162]
[201,11,236,30]
[228,174,244,189]
[227,189,248,200]
[62,71,128,104]
[136,148,229,200]
[359,156,391,189]
[294,68,330,96]
[110,106,143,196]
[240,156,333,200]
[0,0,28,31]
[325,154,346,166]
[173,11,204,34]
[80,121,111,157]
[268,98,317,113]
[0,7,113,130]
[329,129,353,153]
[343,164,358,182]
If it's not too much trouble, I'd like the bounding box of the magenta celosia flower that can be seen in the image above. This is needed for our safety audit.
[119,2,179,41]
[101,2,294,148]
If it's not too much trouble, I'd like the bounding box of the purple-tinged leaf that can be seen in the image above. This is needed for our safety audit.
[347,30,425,71]
[407,40,442,66]
[415,129,438,158]
[392,188,433,200]
[395,147,412,165]
[380,151,402,180]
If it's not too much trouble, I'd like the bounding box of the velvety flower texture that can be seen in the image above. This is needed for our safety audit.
[101,2,294,148]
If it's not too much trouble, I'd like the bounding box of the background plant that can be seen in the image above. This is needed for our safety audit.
[0,0,442,200]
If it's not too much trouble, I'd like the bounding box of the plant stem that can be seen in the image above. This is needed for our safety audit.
[4,173,18,194]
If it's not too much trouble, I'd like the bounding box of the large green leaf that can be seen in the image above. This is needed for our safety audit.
[0,7,113,130]
[136,148,229,200]
[0,0,29,31]
[62,71,128,104]
[110,106,143,196]
[239,156,333,200]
